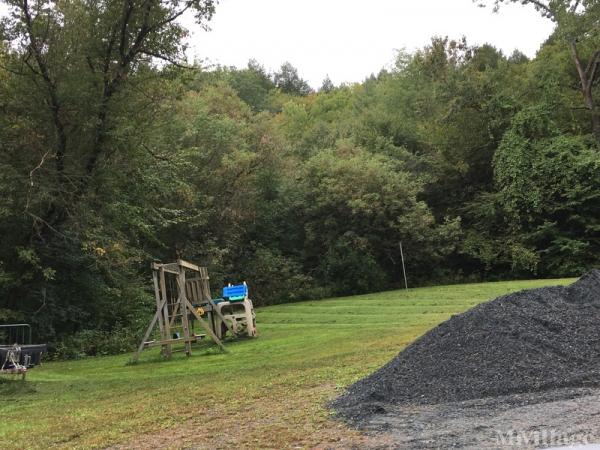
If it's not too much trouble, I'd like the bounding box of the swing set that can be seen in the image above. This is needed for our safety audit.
[132,260,256,362]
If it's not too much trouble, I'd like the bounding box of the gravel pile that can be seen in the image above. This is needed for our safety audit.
[333,270,600,422]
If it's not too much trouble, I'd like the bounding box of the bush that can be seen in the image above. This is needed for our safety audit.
[235,246,314,306]
[51,327,140,360]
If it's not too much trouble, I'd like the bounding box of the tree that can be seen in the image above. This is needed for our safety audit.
[320,75,335,92]
[478,0,600,140]
[0,0,215,238]
[294,145,458,292]
[0,0,215,346]
[227,59,275,111]
[493,105,600,275]
[273,61,312,95]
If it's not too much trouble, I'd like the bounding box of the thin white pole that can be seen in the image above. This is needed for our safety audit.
[399,241,408,290]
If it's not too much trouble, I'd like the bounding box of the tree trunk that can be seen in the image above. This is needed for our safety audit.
[569,42,600,142]
[584,87,600,140]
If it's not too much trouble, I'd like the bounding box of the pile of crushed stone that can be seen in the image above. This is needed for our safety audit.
[333,270,600,421]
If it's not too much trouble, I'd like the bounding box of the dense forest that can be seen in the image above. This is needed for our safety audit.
[1,0,599,356]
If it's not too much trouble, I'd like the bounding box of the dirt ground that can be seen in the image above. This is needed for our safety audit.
[110,419,396,450]
[108,383,397,450]
[110,386,600,449]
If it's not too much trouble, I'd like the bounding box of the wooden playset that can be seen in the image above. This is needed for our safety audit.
[132,259,257,361]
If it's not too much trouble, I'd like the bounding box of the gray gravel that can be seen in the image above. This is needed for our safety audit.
[331,270,600,448]
[333,270,600,423]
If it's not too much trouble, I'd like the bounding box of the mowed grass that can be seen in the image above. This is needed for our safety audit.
[0,278,574,449]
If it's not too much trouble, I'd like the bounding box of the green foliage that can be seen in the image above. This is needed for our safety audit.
[273,61,313,96]
[227,60,276,111]
[295,145,446,291]
[320,75,335,93]
[235,246,315,305]
[52,327,141,359]
[495,115,600,275]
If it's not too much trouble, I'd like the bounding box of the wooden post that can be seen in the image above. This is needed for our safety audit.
[132,297,168,362]
[399,241,408,290]
[185,299,226,351]
[152,270,166,354]
[199,267,211,300]
[159,267,172,358]
[177,263,192,356]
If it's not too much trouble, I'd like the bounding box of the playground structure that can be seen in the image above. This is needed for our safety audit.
[133,260,257,361]
[0,324,47,380]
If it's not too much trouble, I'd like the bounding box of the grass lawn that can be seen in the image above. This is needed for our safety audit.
[0,278,574,449]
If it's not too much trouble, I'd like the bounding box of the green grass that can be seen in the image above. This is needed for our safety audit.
[0,278,574,449]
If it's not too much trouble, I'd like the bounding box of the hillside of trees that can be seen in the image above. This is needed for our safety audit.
[1,0,599,356]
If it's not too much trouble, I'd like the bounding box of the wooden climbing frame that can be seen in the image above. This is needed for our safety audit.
[132,260,230,362]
